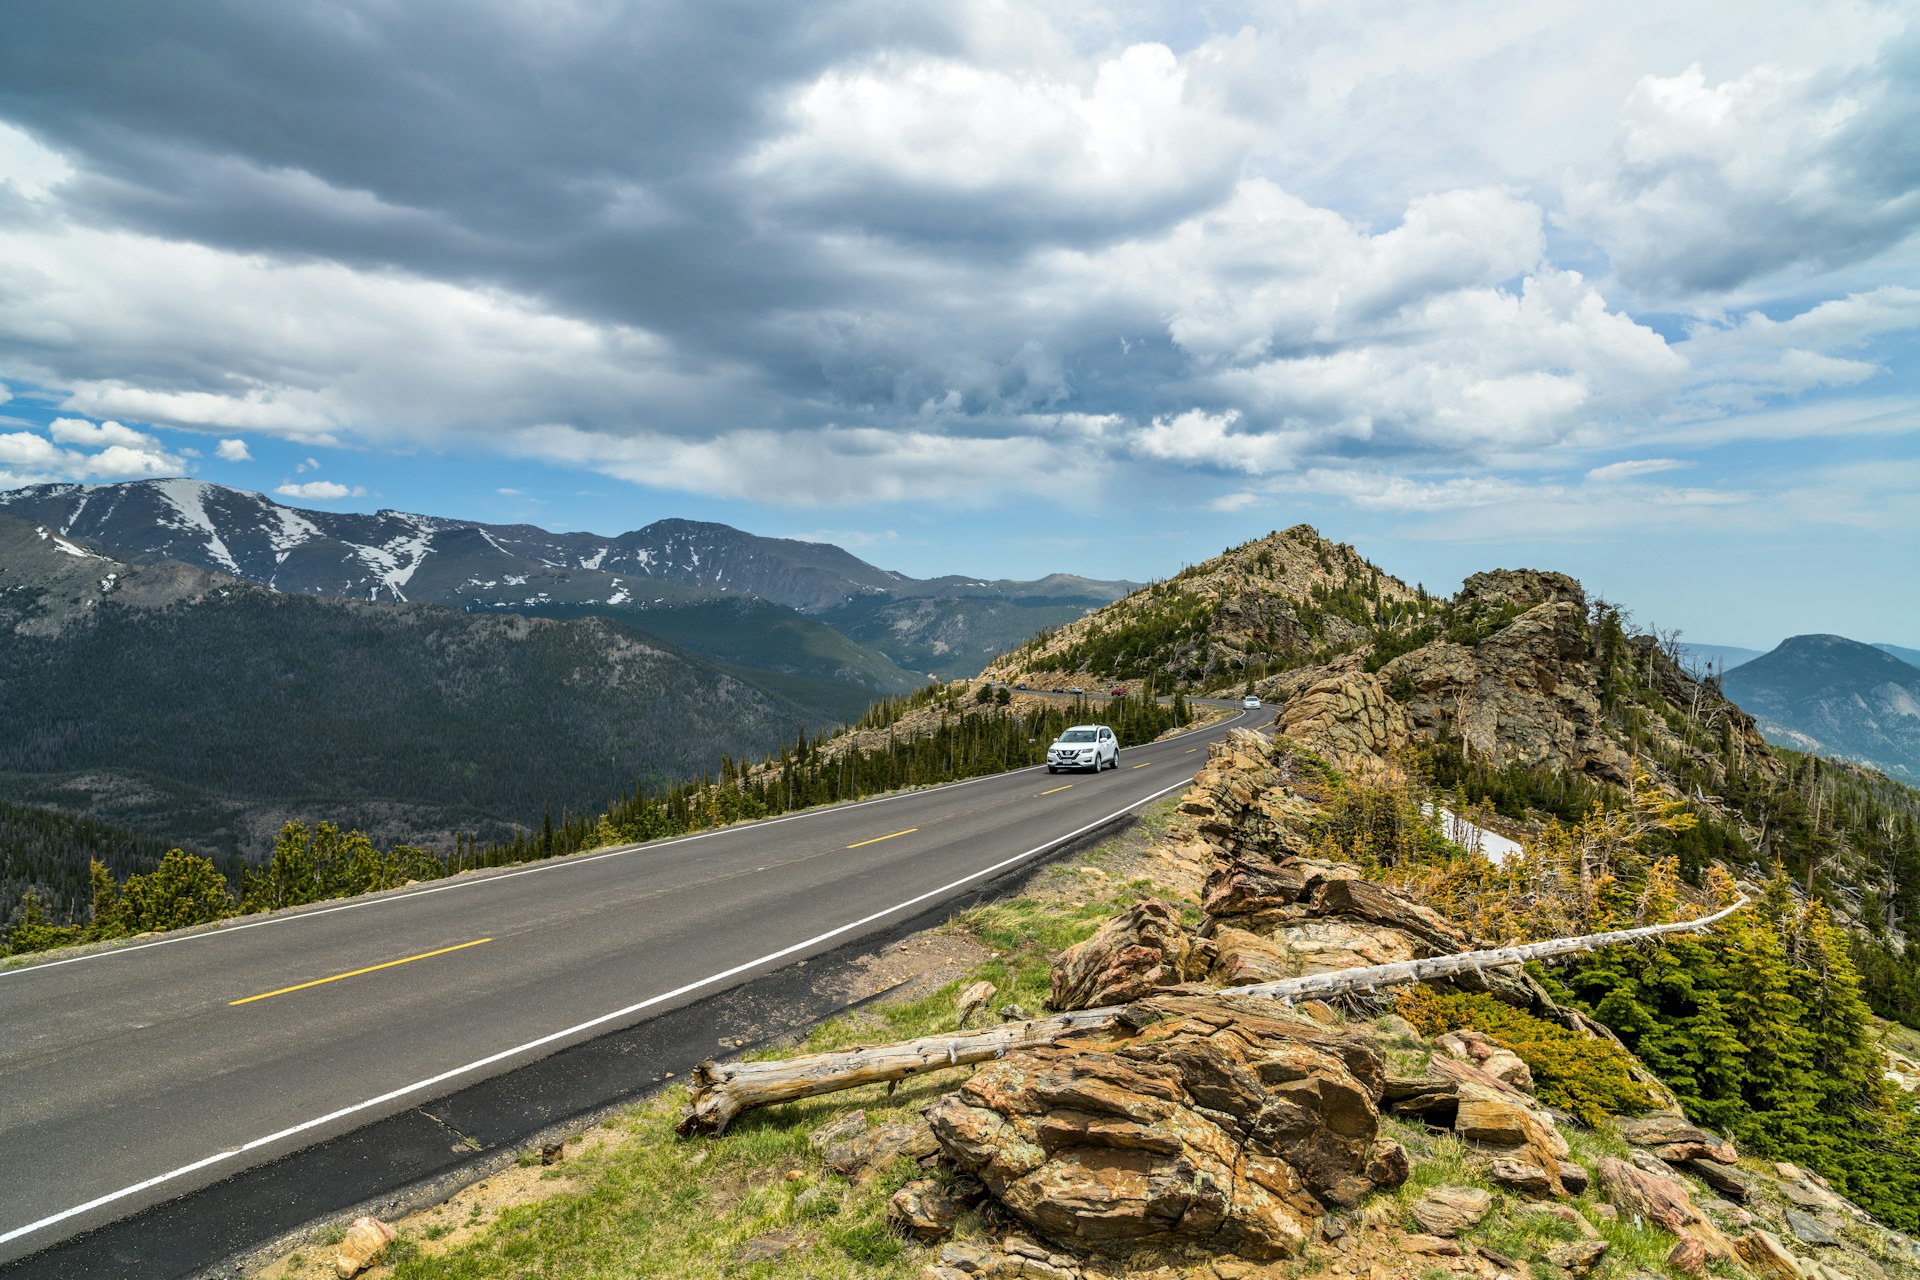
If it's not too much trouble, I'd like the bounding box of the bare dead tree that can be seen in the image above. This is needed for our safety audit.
[680,898,1749,1136]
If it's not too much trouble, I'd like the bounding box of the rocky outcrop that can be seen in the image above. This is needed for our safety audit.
[925,994,1408,1260]
[1616,1114,1738,1165]
[1434,1029,1533,1094]
[1379,597,1633,785]
[1456,569,1586,613]
[1273,668,1411,776]
[1595,1156,1735,1267]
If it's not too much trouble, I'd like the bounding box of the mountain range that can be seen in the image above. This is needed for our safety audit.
[0,480,1131,882]
[0,511,826,860]
[0,480,1133,682]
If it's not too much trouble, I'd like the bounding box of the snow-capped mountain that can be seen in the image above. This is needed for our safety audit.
[0,479,908,612]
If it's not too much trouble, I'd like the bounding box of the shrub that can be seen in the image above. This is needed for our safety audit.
[1397,986,1657,1127]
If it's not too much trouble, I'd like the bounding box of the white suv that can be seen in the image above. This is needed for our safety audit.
[1047,724,1119,773]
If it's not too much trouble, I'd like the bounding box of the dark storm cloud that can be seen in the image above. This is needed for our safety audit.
[0,0,964,345]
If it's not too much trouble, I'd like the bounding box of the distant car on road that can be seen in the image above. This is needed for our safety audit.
[1243,695,1262,709]
[1110,687,1127,697]
[1050,687,1065,694]
[1068,686,1085,695]
[1047,724,1119,773]
[1014,683,1028,690]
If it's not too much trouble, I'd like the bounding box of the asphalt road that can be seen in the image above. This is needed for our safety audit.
[0,703,1250,1265]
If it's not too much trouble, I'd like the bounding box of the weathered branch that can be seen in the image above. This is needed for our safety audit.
[678,897,1749,1135]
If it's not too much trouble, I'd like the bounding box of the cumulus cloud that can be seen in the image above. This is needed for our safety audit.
[275,480,365,500]
[0,424,183,481]
[215,438,251,461]
[1571,51,1920,298]
[0,0,1912,543]
[86,443,184,479]
[0,431,66,469]
[47,416,157,449]
[749,41,1251,240]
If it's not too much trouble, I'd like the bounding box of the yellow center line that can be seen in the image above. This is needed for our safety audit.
[1185,748,1198,754]
[846,827,918,849]
[230,938,492,1006]
[1039,784,1073,796]
[1132,762,1151,769]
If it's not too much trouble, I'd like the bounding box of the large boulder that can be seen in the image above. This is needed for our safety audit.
[1050,899,1207,1010]
[1430,1055,1568,1193]
[925,995,1407,1261]
[1201,855,1470,980]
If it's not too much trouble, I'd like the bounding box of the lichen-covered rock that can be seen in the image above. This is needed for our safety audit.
[823,1117,940,1177]
[1737,1229,1808,1280]
[1548,1239,1610,1276]
[1683,1157,1750,1202]
[925,995,1405,1260]
[1049,899,1205,1011]
[889,1176,984,1242]
[1486,1155,1556,1197]
[1273,670,1411,776]
[1429,1055,1568,1193]
[1596,1157,1734,1262]
[921,1234,1082,1279]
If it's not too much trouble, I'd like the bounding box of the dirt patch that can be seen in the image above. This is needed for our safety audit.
[249,1126,621,1278]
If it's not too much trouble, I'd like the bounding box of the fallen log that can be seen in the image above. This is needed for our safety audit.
[678,897,1747,1135]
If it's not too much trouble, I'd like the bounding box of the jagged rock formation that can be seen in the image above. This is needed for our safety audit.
[1247,563,1781,796]
[1378,582,1634,784]
[1273,667,1411,778]
[925,994,1409,1259]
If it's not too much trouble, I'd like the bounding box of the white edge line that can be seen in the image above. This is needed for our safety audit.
[0,773,1197,1248]
[2,709,1244,980]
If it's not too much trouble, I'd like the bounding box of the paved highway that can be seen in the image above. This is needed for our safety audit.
[0,704,1248,1264]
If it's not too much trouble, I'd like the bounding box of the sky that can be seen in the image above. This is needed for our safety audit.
[0,0,1915,649]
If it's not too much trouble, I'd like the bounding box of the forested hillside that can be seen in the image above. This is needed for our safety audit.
[0,517,829,925]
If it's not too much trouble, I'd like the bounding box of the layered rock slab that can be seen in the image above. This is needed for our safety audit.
[925,995,1408,1260]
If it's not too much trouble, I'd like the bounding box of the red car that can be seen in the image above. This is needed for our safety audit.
[1110,687,1128,697]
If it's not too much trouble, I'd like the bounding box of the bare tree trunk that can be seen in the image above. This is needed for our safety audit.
[678,899,1749,1135]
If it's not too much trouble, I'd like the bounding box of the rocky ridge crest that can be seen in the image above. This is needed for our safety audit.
[794,728,1916,1280]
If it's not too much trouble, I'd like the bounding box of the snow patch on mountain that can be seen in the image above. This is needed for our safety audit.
[266,503,322,554]
[152,478,242,574]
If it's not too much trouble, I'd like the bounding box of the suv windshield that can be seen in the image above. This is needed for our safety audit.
[1059,729,1096,743]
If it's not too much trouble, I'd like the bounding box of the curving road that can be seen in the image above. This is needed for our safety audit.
[0,703,1250,1267]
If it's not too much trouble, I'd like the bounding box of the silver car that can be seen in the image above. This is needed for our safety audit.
[1047,724,1118,773]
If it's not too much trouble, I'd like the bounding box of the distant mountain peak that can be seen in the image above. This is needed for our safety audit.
[1723,632,1920,783]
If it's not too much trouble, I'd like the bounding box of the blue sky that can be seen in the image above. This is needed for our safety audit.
[0,0,1916,649]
